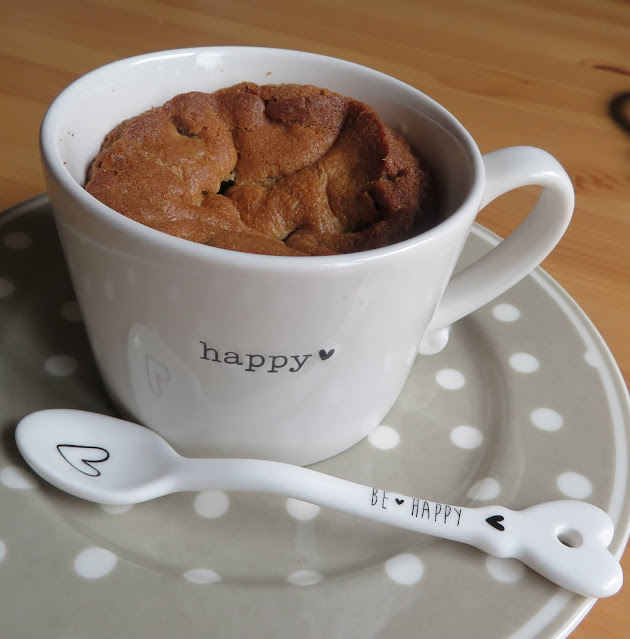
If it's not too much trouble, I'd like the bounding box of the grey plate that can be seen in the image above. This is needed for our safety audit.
[0,195,628,639]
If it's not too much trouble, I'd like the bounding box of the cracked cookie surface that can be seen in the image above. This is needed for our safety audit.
[85,83,434,256]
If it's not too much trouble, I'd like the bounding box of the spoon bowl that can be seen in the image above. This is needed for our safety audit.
[17,409,180,504]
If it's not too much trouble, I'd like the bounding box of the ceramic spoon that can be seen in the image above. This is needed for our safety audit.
[16,409,622,598]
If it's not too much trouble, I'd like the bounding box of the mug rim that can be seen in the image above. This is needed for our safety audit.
[40,46,486,269]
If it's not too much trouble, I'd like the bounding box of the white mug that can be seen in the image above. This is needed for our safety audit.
[40,47,574,466]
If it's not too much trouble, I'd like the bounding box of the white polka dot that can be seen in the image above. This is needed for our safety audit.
[104,279,115,301]
[44,354,78,377]
[286,570,323,586]
[126,267,137,287]
[509,353,539,373]
[368,425,401,450]
[436,368,466,390]
[450,425,483,449]
[3,231,32,250]
[60,301,82,322]
[467,477,500,501]
[0,466,37,490]
[286,499,321,521]
[194,490,230,518]
[0,278,15,298]
[183,568,222,584]
[0,539,5,563]
[486,556,525,583]
[492,303,521,322]
[384,553,424,585]
[556,472,593,499]
[418,327,450,355]
[530,408,564,432]
[100,504,133,515]
[74,547,117,579]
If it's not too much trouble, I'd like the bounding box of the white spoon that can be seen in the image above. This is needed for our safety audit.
[15,409,622,598]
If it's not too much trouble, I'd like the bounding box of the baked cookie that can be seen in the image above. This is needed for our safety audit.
[86,83,434,256]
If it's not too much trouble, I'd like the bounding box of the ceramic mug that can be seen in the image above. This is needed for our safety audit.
[40,47,574,466]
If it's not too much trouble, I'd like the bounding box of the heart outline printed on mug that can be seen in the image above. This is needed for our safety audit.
[40,47,574,465]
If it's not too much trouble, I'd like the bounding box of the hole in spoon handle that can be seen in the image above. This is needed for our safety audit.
[478,501,623,598]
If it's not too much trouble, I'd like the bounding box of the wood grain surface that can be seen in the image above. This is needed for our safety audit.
[0,1,628,637]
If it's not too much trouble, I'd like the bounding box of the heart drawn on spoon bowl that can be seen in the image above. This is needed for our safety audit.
[57,444,110,477]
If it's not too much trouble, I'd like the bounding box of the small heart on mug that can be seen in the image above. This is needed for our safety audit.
[395,498,405,505]
[319,349,335,361]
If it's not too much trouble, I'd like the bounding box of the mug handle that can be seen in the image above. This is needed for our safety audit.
[427,146,574,333]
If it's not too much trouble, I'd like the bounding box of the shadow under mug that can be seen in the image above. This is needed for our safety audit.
[40,47,574,465]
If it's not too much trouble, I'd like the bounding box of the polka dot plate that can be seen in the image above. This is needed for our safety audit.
[0,195,628,639]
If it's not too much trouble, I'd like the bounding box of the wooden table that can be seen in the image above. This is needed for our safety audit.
[1,1,628,637]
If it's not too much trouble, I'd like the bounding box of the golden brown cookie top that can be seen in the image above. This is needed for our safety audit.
[85,83,434,256]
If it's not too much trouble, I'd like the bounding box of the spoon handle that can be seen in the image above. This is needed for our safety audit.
[178,458,622,598]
